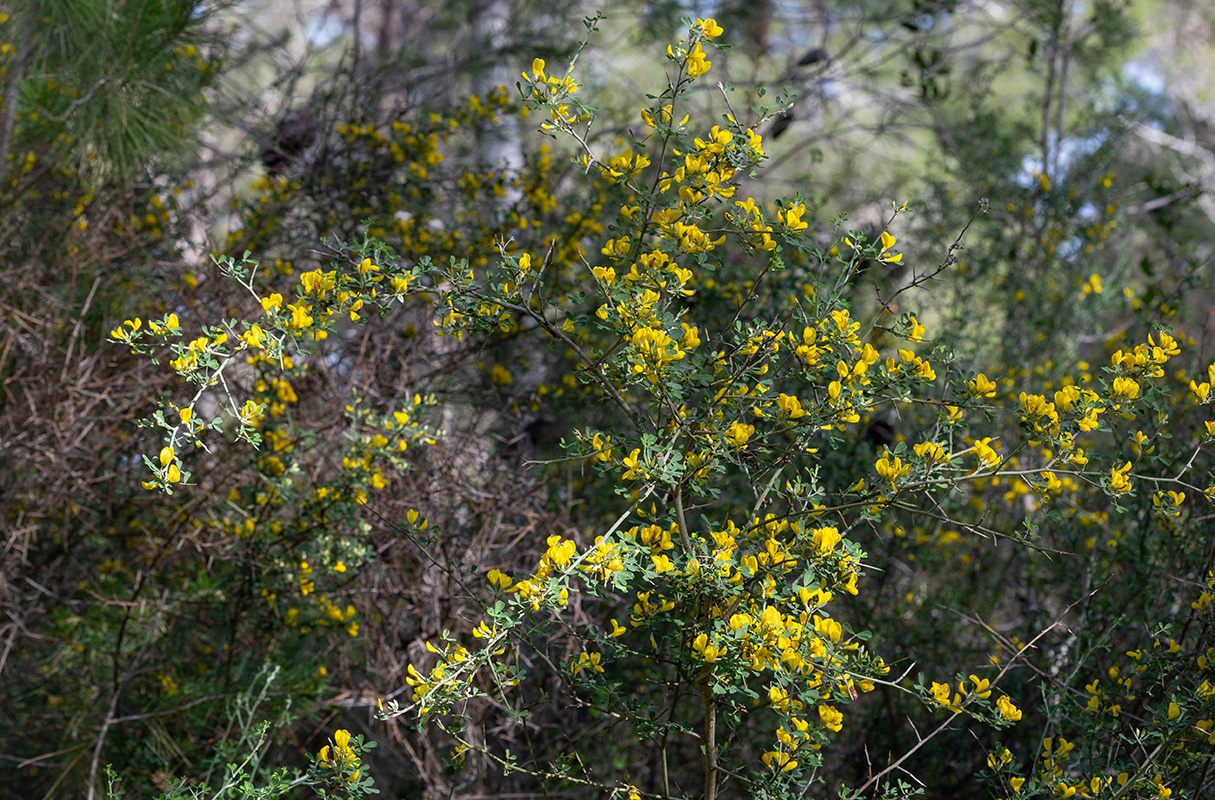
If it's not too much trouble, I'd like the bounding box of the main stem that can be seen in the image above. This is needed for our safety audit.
[701,672,717,800]
[0,5,36,184]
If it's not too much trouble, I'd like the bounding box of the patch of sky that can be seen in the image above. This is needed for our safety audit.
[305,13,345,49]
[1123,60,1166,96]
[1016,132,1108,188]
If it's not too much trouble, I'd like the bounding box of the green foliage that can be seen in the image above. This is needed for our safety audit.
[4,0,221,178]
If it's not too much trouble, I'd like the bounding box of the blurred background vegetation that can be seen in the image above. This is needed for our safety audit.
[1,0,1213,798]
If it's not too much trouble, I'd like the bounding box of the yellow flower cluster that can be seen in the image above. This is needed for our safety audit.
[317,729,361,782]
[663,18,721,80]
[522,57,585,131]
[404,640,472,717]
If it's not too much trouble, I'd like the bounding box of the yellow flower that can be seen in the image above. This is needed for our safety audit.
[997,695,1022,722]
[622,448,645,480]
[878,230,903,263]
[571,651,604,676]
[1111,376,1141,402]
[289,303,314,330]
[777,393,806,419]
[930,681,962,712]
[319,729,361,781]
[966,674,992,699]
[811,526,841,553]
[779,203,808,232]
[987,748,1012,768]
[973,437,999,467]
[814,615,842,642]
[726,421,755,449]
[692,632,723,661]
[1153,490,1184,516]
[762,749,798,772]
[818,705,843,732]
[242,324,265,349]
[240,399,264,426]
[652,554,675,573]
[158,673,179,696]
[686,43,712,78]
[913,441,946,463]
[1108,461,1132,494]
[875,453,911,484]
[968,373,997,398]
[697,18,724,39]
[300,269,336,298]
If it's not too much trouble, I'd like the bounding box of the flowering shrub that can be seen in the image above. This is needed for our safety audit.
[101,14,1215,800]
